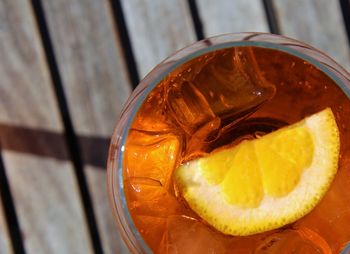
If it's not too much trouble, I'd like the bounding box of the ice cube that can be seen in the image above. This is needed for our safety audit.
[167,81,216,135]
[165,47,275,152]
[184,117,221,161]
[133,215,167,252]
[135,52,217,134]
[294,163,350,253]
[192,47,275,123]
[254,229,328,254]
[162,51,217,84]
[124,130,181,187]
[132,83,175,132]
[124,177,190,218]
[162,215,229,254]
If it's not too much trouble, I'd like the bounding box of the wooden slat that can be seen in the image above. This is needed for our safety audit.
[196,0,269,36]
[0,0,92,253]
[0,202,12,254]
[41,0,131,253]
[121,0,197,77]
[273,0,350,70]
[3,152,92,254]
[84,167,129,254]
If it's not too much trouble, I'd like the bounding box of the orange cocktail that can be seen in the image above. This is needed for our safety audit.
[108,33,350,254]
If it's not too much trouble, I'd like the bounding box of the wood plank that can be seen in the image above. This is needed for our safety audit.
[0,0,92,253]
[41,0,131,253]
[3,152,92,254]
[121,0,197,77]
[84,166,129,254]
[273,0,350,70]
[196,0,269,36]
[0,201,12,254]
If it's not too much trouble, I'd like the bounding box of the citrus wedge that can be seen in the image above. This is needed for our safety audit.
[175,108,340,236]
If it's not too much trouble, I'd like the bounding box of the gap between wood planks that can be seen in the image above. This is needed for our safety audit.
[109,0,140,89]
[187,0,205,40]
[339,0,350,47]
[0,146,26,254]
[30,0,103,253]
[189,0,281,40]
[262,0,280,34]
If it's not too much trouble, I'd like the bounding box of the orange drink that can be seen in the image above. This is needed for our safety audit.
[108,33,350,254]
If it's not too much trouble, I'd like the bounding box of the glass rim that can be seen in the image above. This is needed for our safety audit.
[108,32,350,254]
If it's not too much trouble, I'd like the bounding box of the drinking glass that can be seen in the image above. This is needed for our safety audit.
[108,33,350,254]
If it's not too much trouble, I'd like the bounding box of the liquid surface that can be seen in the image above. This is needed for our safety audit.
[123,46,350,253]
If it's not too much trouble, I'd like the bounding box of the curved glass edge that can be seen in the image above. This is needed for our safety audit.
[110,35,350,254]
[341,242,350,254]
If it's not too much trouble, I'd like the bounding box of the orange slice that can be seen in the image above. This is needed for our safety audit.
[175,108,340,236]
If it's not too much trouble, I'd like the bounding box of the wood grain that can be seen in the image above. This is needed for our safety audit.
[3,152,92,254]
[121,0,197,77]
[196,0,269,36]
[0,0,92,253]
[273,0,350,70]
[0,201,12,254]
[42,0,131,137]
[41,0,131,253]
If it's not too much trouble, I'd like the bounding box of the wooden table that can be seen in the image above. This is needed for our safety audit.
[0,0,349,253]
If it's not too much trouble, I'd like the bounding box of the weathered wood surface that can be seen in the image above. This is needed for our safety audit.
[0,202,12,254]
[1,0,350,253]
[3,152,93,254]
[0,0,92,253]
[196,0,269,36]
[273,0,350,70]
[41,0,131,253]
[121,0,197,77]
